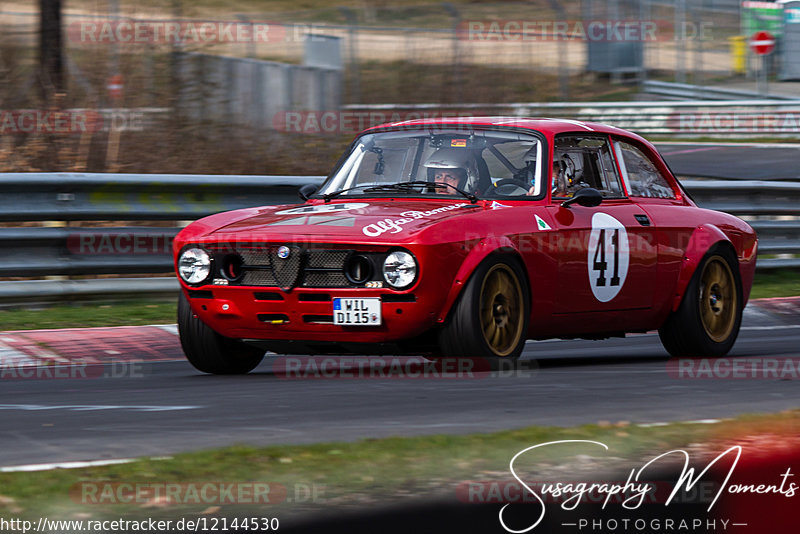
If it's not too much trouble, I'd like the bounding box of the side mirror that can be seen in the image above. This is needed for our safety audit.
[299,184,318,201]
[561,187,603,209]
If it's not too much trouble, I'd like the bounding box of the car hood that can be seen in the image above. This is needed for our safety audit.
[207,199,483,242]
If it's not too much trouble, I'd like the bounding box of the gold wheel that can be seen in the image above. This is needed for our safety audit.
[479,264,524,357]
[698,255,737,343]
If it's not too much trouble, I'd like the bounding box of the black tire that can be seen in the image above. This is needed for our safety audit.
[439,255,530,361]
[658,246,743,358]
[178,292,265,374]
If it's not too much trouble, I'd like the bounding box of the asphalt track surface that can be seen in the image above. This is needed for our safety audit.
[655,142,800,181]
[1,143,799,468]
[1,303,799,467]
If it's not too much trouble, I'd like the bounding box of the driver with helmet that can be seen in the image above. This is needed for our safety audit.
[551,157,568,197]
[423,147,480,195]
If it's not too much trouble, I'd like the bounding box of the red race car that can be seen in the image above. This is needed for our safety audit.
[174,118,757,374]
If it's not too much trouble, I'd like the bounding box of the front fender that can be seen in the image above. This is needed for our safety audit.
[672,224,732,312]
[436,235,521,322]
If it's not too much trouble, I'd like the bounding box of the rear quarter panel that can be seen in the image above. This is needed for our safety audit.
[638,202,757,323]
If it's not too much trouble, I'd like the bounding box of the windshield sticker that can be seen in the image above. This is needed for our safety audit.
[362,203,468,237]
[450,139,467,147]
[274,203,368,216]
[534,214,552,230]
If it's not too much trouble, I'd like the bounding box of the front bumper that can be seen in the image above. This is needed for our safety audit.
[183,285,441,343]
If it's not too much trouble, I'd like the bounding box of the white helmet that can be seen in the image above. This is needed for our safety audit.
[423,147,479,192]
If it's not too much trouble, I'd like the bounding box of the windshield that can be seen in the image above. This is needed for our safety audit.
[318,129,544,199]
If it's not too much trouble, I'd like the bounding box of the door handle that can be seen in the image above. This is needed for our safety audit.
[634,214,651,226]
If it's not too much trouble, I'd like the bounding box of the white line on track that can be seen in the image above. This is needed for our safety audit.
[0,404,200,412]
[656,142,800,149]
[638,419,722,428]
[741,325,800,330]
[660,147,720,156]
[0,458,136,472]
[525,324,800,344]
[2,323,180,334]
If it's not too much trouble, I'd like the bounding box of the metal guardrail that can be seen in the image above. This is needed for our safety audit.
[0,278,179,303]
[640,81,800,102]
[0,173,321,221]
[0,227,178,276]
[0,174,797,303]
[343,100,800,137]
[684,180,800,270]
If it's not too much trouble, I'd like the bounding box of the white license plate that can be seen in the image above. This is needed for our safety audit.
[333,298,382,325]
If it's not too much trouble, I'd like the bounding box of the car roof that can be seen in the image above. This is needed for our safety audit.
[364,116,645,142]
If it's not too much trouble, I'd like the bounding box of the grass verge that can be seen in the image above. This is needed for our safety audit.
[0,411,797,522]
[0,299,177,331]
[748,269,800,299]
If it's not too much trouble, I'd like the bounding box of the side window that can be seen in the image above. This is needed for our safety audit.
[614,141,676,199]
[552,135,626,199]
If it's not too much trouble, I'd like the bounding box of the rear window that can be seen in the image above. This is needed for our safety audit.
[614,141,676,199]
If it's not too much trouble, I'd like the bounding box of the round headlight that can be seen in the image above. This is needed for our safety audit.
[382,251,417,289]
[178,248,212,284]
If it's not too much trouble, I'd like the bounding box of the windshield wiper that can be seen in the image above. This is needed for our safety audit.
[365,181,479,203]
[324,181,479,203]
[427,182,480,203]
[322,183,375,202]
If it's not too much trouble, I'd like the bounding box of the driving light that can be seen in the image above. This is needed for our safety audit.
[178,248,212,284]
[383,251,417,289]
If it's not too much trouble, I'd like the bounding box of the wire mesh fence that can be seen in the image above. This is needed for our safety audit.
[0,0,785,174]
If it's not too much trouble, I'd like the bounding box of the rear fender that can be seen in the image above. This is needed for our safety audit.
[436,235,522,322]
[672,224,732,312]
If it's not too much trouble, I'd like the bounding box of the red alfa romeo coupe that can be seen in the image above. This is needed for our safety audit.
[174,118,757,374]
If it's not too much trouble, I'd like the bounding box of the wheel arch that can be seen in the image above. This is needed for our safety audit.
[436,236,529,323]
[672,224,739,312]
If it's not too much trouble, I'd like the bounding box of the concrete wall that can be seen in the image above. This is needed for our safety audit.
[177,53,342,130]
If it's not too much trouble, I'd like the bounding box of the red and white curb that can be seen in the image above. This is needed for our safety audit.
[0,298,798,371]
[0,324,181,370]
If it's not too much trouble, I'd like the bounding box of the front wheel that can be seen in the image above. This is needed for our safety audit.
[658,247,743,358]
[439,255,530,361]
[178,292,265,374]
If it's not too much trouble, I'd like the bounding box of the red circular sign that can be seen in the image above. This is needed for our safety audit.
[107,74,124,100]
[750,30,776,55]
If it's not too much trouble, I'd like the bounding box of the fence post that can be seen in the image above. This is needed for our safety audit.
[236,14,257,59]
[548,0,569,101]
[676,0,687,83]
[339,7,361,104]
[442,3,463,104]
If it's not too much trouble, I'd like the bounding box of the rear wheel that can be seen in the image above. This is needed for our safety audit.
[439,255,529,362]
[658,247,742,358]
[178,292,265,374]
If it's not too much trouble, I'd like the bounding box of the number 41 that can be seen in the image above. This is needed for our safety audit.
[593,229,620,287]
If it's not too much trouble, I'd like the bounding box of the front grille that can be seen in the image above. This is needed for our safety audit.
[271,246,303,289]
[242,270,278,286]
[302,271,350,288]
[307,250,349,269]
[239,249,272,266]
[215,246,385,290]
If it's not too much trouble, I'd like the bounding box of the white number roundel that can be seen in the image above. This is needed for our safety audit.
[587,213,630,302]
